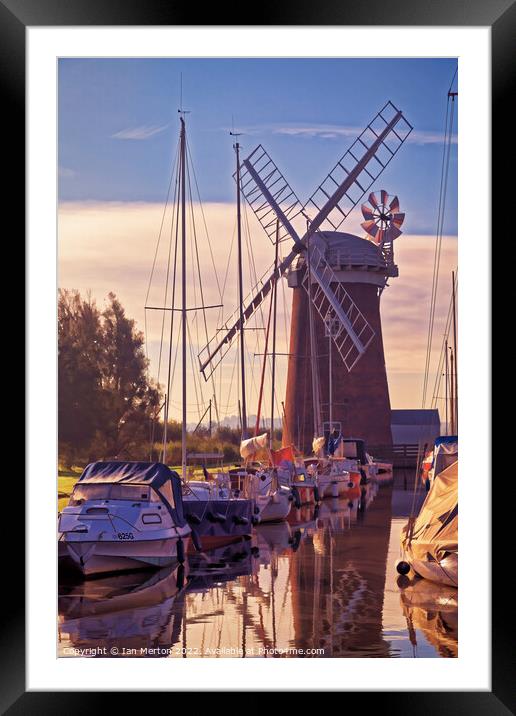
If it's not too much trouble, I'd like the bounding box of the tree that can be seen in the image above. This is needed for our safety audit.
[93,292,161,459]
[58,290,161,464]
[58,289,104,463]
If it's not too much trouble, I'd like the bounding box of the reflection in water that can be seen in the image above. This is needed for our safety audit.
[58,481,457,658]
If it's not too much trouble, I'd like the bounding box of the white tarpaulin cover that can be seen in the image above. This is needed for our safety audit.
[240,433,268,459]
[312,436,326,457]
[402,459,458,566]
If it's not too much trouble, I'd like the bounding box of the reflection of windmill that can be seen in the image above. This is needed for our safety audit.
[198,101,412,452]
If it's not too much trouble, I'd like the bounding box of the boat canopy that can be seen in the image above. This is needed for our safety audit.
[240,433,268,459]
[434,435,458,447]
[340,438,367,464]
[77,461,185,526]
[402,459,458,565]
[432,436,458,476]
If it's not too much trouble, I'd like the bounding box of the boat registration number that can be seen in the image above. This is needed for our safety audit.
[116,532,134,540]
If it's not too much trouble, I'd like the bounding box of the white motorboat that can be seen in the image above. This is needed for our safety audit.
[58,461,191,576]
[312,457,359,498]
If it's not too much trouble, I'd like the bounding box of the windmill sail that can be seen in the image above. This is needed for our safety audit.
[198,100,413,380]
[303,101,412,232]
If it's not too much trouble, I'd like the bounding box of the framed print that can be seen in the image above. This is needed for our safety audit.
[4,0,510,708]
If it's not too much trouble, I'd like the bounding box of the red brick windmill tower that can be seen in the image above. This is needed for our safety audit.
[197,102,412,455]
[284,190,405,454]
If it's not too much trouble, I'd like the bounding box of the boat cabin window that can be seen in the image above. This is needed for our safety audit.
[343,442,358,458]
[155,480,175,508]
[69,483,151,504]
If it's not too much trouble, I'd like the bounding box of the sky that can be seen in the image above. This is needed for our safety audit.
[58,57,458,424]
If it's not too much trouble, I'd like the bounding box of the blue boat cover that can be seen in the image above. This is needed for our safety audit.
[78,461,185,525]
[434,435,458,447]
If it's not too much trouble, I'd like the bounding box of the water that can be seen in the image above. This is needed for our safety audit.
[58,478,457,658]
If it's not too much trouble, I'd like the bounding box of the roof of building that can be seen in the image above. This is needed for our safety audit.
[391,409,441,426]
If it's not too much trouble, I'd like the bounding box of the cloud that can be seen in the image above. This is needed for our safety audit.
[111,124,169,140]
[235,123,457,146]
[58,166,76,178]
[58,200,457,417]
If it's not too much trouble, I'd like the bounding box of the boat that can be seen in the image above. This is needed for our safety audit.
[181,471,255,549]
[272,445,321,505]
[58,461,192,576]
[144,117,255,551]
[333,436,393,486]
[397,459,458,587]
[233,434,292,523]
[421,435,458,488]
[310,431,362,498]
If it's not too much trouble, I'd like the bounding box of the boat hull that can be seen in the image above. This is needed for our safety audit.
[182,498,254,550]
[257,490,292,523]
[409,554,458,588]
[62,536,188,577]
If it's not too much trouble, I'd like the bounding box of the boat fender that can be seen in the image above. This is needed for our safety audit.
[290,529,302,552]
[291,486,301,509]
[313,485,320,503]
[359,468,367,486]
[186,513,202,525]
[396,574,411,589]
[395,559,411,576]
[207,511,226,523]
[191,529,203,552]
[313,504,320,519]
[233,515,249,526]
[176,564,185,590]
[176,537,185,564]
[425,478,430,492]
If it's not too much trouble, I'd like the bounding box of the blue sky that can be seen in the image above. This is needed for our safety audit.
[58,57,457,236]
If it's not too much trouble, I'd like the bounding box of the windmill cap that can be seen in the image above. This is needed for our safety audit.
[317,231,387,271]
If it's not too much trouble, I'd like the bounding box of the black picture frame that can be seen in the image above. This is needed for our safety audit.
[6,0,508,709]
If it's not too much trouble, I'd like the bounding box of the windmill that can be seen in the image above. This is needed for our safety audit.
[198,101,412,450]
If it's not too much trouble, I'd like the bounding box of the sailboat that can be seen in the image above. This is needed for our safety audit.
[229,143,292,523]
[155,116,255,549]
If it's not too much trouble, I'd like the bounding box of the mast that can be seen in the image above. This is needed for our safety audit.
[444,339,449,434]
[450,348,455,435]
[328,322,333,432]
[180,116,187,481]
[270,220,279,450]
[233,137,248,438]
[452,271,458,433]
[306,228,322,439]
